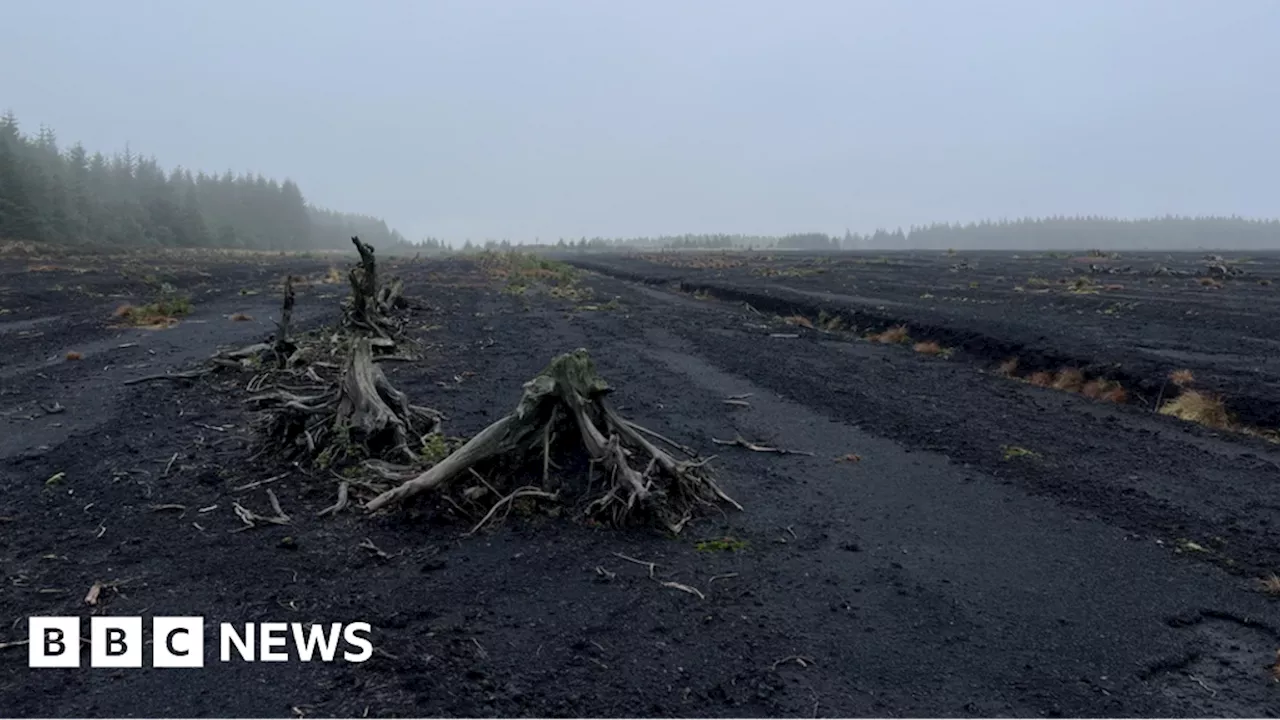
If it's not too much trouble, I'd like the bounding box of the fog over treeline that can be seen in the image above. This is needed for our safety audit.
[4,110,1280,253]
[541,218,1280,252]
[0,111,409,251]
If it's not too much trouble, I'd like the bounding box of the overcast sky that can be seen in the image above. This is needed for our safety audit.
[4,0,1278,242]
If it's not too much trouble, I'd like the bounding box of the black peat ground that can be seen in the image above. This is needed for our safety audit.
[1,248,1278,717]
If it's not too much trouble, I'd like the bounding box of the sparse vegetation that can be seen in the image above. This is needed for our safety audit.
[1051,368,1085,392]
[1169,369,1195,387]
[112,294,193,328]
[1260,573,1280,597]
[64,351,82,361]
[695,536,749,552]
[912,341,951,357]
[1159,390,1232,429]
[1001,445,1040,461]
[869,325,910,344]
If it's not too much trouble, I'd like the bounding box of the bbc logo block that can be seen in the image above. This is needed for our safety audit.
[28,617,371,667]
[29,616,206,668]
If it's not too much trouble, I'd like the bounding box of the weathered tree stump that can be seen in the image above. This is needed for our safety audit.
[366,349,739,533]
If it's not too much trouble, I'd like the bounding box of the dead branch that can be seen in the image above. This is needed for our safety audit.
[712,434,814,456]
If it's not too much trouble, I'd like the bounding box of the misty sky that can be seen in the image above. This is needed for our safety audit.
[4,0,1279,242]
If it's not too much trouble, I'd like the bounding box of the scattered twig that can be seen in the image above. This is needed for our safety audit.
[660,581,705,600]
[709,572,739,583]
[163,452,179,476]
[0,639,30,651]
[232,473,288,492]
[83,581,102,606]
[772,655,817,671]
[123,367,213,386]
[612,552,657,579]
[359,538,391,560]
[149,504,187,514]
[1188,674,1217,697]
[723,399,752,408]
[712,435,815,456]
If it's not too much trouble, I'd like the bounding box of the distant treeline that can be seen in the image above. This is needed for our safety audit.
[0,111,409,250]
[514,217,1280,252]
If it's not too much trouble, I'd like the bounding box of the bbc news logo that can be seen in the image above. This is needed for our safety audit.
[28,617,372,668]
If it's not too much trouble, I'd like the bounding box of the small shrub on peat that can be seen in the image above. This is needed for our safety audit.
[1169,369,1195,387]
[65,351,82,361]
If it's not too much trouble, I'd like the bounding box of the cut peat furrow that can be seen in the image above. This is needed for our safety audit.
[569,257,1280,439]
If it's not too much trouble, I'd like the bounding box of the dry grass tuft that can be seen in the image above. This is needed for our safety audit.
[869,325,910,344]
[1198,277,1222,289]
[1260,573,1280,597]
[996,357,1019,376]
[111,296,192,329]
[323,266,343,284]
[229,313,253,322]
[784,315,814,329]
[64,351,83,361]
[1027,371,1054,387]
[912,341,946,356]
[1159,390,1232,429]
[1168,369,1195,387]
[1052,368,1085,392]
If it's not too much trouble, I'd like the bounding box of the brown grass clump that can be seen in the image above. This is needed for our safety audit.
[1027,371,1054,387]
[65,351,83,361]
[1169,369,1195,387]
[1198,277,1222,289]
[913,341,945,356]
[1051,368,1085,392]
[870,325,910,344]
[110,296,192,329]
[784,315,814,329]
[1159,390,1232,429]
[230,313,253,322]
[324,266,343,284]
[996,357,1019,376]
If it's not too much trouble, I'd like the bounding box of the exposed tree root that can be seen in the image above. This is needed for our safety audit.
[366,349,739,533]
[249,338,440,465]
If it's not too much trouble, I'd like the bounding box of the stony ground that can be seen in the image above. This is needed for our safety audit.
[1,249,1277,717]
